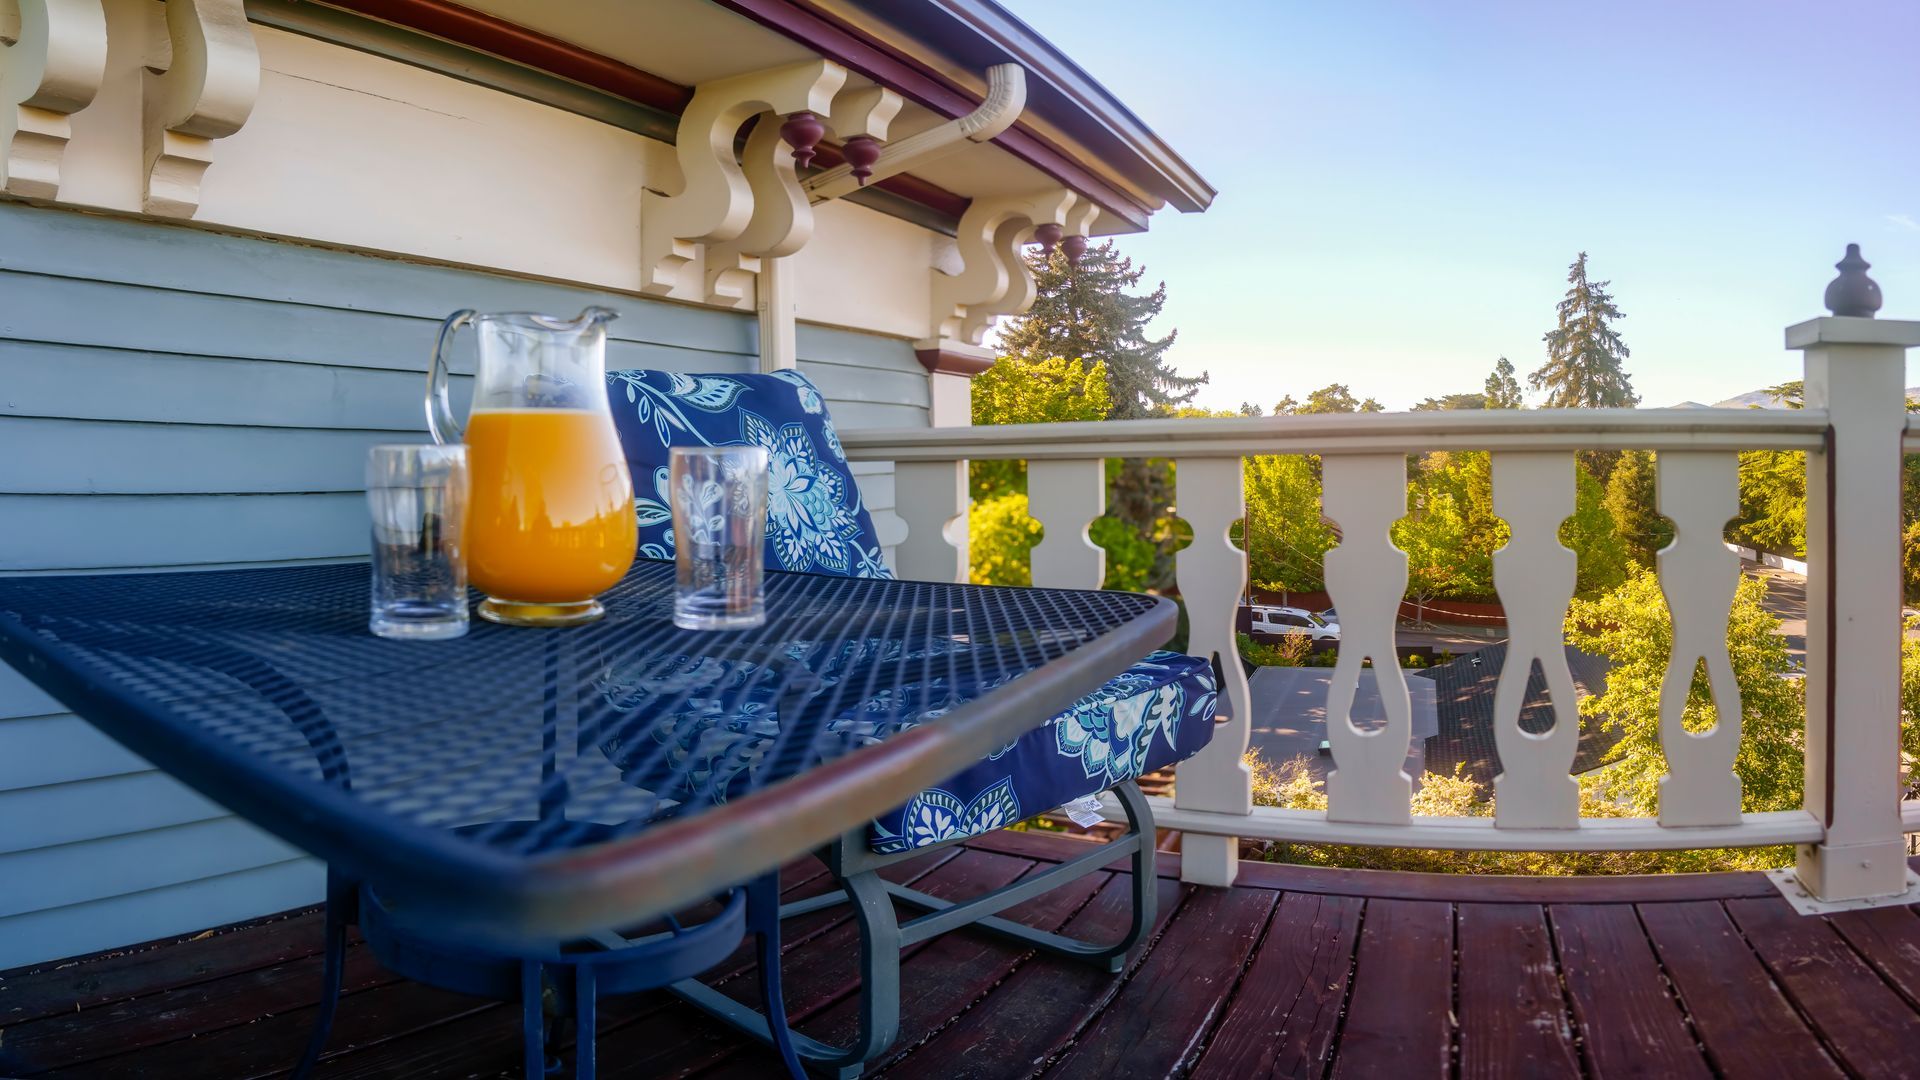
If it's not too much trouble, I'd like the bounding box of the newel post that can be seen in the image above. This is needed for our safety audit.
[1791,245,1920,904]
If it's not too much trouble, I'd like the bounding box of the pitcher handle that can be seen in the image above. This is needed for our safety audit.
[426,309,474,445]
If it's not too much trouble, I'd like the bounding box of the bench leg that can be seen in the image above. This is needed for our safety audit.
[671,868,895,1078]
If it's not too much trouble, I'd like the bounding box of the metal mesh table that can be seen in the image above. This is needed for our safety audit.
[0,560,1173,942]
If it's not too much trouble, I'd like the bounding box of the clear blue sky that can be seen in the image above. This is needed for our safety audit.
[1013,0,1920,412]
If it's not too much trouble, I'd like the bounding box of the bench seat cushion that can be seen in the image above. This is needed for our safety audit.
[594,646,1218,853]
[862,650,1217,853]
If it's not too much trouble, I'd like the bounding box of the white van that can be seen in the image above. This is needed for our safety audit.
[1247,605,1341,641]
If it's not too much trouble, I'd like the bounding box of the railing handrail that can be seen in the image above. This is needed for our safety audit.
[843,406,1831,460]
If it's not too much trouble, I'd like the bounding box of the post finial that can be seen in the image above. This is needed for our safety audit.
[1824,243,1882,318]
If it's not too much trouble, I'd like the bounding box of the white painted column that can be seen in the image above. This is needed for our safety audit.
[755,256,797,372]
[1790,290,1920,902]
[892,340,992,582]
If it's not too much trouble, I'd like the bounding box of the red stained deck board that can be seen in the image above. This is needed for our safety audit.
[15,836,1920,1080]
[1547,904,1709,1079]
[1188,891,1362,1080]
[1327,898,1454,1079]
[889,875,1187,1079]
[1725,896,1920,1076]
[1824,903,1920,1009]
[1041,884,1276,1078]
[66,977,491,1080]
[1455,903,1580,1079]
[0,909,330,1026]
[1638,900,1844,1079]
[1,943,393,1076]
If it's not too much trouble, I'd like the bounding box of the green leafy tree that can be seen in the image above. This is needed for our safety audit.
[968,354,1110,502]
[1530,253,1638,409]
[1243,453,1336,593]
[1412,392,1488,412]
[998,241,1201,588]
[1566,570,1804,815]
[1275,384,1384,415]
[1394,451,1505,603]
[1484,356,1524,409]
[1604,450,1674,567]
[967,494,1041,586]
[1561,466,1631,597]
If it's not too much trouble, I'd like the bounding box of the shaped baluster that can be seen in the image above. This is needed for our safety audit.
[1172,456,1251,886]
[1489,452,1582,828]
[1322,454,1414,824]
[893,460,967,583]
[1656,451,1743,826]
[1026,459,1105,590]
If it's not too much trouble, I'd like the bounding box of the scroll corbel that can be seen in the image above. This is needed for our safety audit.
[703,82,902,310]
[641,59,846,301]
[930,190,1092,345]
[0,0,107,200]
[142,0,258,219]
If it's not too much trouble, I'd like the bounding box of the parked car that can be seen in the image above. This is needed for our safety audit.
[1246,605,1341,641]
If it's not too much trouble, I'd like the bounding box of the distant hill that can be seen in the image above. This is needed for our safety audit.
[1705,386,1920,409]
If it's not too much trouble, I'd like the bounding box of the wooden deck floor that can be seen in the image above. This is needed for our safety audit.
[6,832,1920,1079]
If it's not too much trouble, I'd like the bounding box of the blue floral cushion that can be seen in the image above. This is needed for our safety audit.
[592,648,1217,854]
[858,650,1217,852]
[605,368,892,579]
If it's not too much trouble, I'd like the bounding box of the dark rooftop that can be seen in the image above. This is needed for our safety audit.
[1420,643,1618,786]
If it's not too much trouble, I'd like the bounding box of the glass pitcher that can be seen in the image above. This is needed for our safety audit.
[427,308,637,627]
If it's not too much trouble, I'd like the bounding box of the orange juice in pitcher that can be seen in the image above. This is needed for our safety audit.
[427,309,637,626]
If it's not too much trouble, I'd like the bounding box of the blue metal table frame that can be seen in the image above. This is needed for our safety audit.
[0,560,1174,1076]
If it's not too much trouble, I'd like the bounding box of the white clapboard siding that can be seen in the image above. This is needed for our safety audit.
[1321,454,1416,825]
[1656,451,1745,826]
[0,201,928,968]
[1489,453,1583,828]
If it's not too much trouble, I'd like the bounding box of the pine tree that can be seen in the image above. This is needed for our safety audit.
[998,241,1202,587]
[1484,357,1523,409]
[1530,253,1638,409]
[1604,449,1673,567]
[998,241,1201,417]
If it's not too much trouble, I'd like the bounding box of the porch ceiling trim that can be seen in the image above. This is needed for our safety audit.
[709,0,1156,231]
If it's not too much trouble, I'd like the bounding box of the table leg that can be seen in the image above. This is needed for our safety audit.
[291,870,356,1079]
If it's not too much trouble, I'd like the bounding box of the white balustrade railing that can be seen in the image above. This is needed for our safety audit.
[841,306,1920,907]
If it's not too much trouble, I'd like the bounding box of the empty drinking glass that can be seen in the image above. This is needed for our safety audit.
[366,445,470,640]
[671,446,769,630]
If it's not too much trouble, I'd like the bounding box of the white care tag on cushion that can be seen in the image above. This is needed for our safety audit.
[1061,795,1105,828]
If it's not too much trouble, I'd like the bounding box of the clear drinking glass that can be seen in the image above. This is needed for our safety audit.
[671,446,769,630]
[366,445,470,640]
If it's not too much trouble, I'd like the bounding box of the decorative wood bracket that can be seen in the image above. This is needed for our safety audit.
[141,0,258,219]
[0,0,107,200]
[930,190,1096,345]
[640,59,847,301]
[700,77,901,309]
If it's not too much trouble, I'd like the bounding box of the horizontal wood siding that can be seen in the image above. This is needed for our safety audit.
[0,202,923,967]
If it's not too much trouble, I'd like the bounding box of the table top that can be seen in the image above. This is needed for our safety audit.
[0,561,1173,943]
